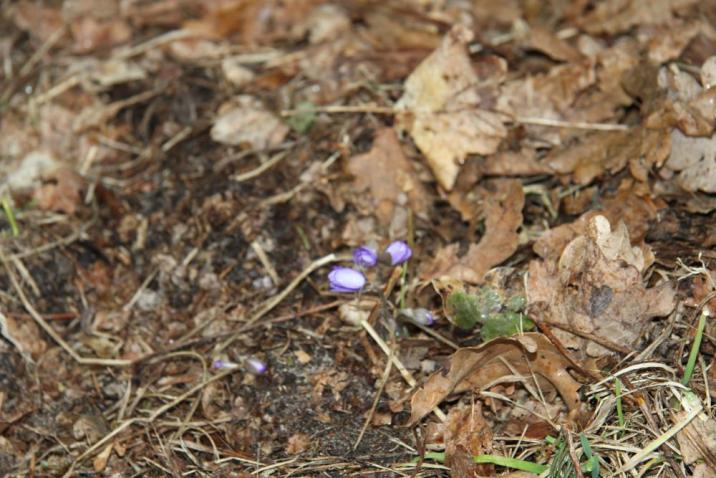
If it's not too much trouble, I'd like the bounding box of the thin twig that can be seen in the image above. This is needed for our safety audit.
[216,253,339,352]
[0,247,132,367]
[61,367,241,477]
[354,356,393,450]
[232,151,288,182]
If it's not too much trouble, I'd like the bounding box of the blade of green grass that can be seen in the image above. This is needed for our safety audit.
[681,309,709,386]
[420,452,547,474]
[1,197,19,236]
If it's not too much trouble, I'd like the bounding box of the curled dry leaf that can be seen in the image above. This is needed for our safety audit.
[676,392,716,470]
[527,215,676,357]
[423,179,524,284]
[409,333,587,426]
[347,128,429,226]
[210,96,289,150]
[546,127,671,185]
[395,25,506,191]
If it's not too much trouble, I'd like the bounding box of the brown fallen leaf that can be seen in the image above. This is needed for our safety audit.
[33,167,85,215]
[443,402,494,477]
[395,25,506,191]
[497,61,596,146]
[286,432,311,455]
[663,129,716,193]
[183,0,321,44]
[13,2,68,45]
[646,66,716,137]
[524,26,585,63]
[536,179,662,263]
[70,16,131,54]
[347,128,429,226]
[527,215,676,357]
[481,148,550,177]
[423,179,524,284]
[1,314,48,359]
[210,96,289,150]
[409,333,587,426]
[576,0,700,36]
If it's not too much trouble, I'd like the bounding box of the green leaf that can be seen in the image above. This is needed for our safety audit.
[287,101,316,134]
[505,294,526,312]
[446,291,482,330]
[480,311,535,341]
[446,287,501,330]
[418,452,547,474]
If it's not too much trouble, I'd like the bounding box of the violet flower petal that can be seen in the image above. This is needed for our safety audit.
[245,357,267,374]
[353,246,378,268]
[385,241,412,265]
[328,266,366,293]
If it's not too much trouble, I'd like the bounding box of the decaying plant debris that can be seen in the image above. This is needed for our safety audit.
[1,1,716,477]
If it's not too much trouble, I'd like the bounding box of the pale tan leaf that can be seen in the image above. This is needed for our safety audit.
[396,25,506,191]
[210,96,289,149]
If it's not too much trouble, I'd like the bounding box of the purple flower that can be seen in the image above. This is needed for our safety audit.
[400,308,435,326]
[414,308,435,326]
[353,246,378,268]
[385,241,412,265]
[245,357,267,375]
[328,266,366,293]
[212,358,238,369]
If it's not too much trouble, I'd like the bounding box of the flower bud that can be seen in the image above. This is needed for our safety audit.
[328,266,366,293]
[400,308,435,326]
[385,241,412,265]
[245,357,267,375]
[353,246,378,268]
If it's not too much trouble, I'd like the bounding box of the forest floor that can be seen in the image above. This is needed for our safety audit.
[1,1,716,477]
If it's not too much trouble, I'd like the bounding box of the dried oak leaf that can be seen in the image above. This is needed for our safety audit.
[183,0,322,44]
[497,61,596,146]
[444,402,494,477]
[423,179,523,284]
[646,66,716,137]
[576,0,700,36]
[347,128,429,226]
[409,333,586,426]
[210,96,289,150]
[395,25,506,191]
[536,179,662,263]
[527,215,675,357]
[663,129,716,193]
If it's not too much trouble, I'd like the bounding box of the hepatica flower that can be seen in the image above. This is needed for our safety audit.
[245,357,267,375]
[212,357,267,374]
[353,246,378,268]
[400,307,435,326]
[386,240,412,265]
[328,266,366,293]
